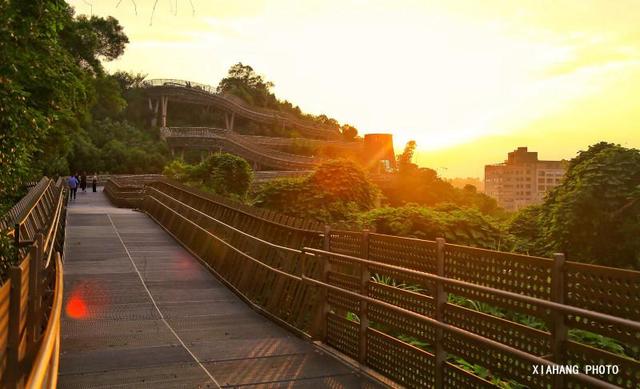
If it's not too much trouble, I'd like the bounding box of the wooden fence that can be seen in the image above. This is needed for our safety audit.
[107,176,640,388]
[0,178,66,388]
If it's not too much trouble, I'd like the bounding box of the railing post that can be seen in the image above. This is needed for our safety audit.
[435,237,448,388]
[28,236,43,359]
[312,225,332,342]
[7,266,23,389]
[13,223,20,249]
[359,230,370,364]
[551,253,567,388]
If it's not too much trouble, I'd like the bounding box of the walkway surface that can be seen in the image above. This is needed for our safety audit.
[59,190,381,388]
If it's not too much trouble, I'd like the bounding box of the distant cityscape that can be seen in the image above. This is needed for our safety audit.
[484,147,567,210]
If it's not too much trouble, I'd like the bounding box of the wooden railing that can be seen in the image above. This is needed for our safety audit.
[104,175,162,208]
[0,178,66,388]
[107,176,640,388]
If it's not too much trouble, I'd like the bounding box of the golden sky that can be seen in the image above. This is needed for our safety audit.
[68,0,640,177]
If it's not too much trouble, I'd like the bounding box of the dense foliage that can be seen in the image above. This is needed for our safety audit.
[360,204,503,249]
[506,142,640,269]
[0,2,171,273]
[0,2,172,212]
[164,153,254,200]
[253,159,379,223]
[384,141,500,215]
[541,143,639,268]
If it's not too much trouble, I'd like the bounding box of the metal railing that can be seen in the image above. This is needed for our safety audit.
[161,127,320,170]
[141,79,341,139]
[0,178,66,388]
[106,176,640,388]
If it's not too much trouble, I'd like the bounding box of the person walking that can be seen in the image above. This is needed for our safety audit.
[81,172,87,192]
[92,173,98,192]
[68,174,79,200]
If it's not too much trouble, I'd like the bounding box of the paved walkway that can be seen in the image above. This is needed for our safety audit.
[59,190,380,388]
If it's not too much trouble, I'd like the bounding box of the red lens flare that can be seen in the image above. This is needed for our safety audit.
[66,295,88,319]
[65,280,110,320]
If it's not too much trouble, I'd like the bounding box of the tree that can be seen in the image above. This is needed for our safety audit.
[0,1,130,211]
[539,142,640,268]
[217,63,275,107]
[61,13,129,75]
[340,124,359,141]
[397,140,417,172]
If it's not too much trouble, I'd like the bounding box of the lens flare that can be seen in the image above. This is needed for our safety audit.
[66,295,88,319]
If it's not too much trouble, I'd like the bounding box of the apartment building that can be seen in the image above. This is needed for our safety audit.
[484,147,566,211]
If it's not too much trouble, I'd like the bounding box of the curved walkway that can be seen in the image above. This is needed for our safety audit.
[59,190,382,388]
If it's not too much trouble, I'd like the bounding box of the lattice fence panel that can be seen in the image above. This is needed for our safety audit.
[369,233,438,273]
[368,263,435,295]
[444,244,552,299]
[565,340,640,389]
[565,262,640,320]
[326,313,359,359]
[444,330,551,388]
[444,303,551,357]
[443,363,496,388]
[368,282,434,317]
[329,230,363,257]
[366,329,435,388]
[368,303,436,344]
[327,272,360,313]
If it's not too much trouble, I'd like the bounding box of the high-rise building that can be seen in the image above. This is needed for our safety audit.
[484,147,566,211]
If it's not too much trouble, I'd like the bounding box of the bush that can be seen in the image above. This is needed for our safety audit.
[253,159,379,223]
[359,204,504,249]
[163,153,253,200]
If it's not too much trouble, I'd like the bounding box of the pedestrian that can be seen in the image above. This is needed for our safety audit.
[68,174,79,200]
[92,172,98,192]
[81,172,87,192]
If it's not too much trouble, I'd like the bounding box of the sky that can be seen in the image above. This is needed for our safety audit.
[68,0,640,178]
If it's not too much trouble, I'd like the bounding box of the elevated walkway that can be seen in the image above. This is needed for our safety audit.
[59,191,380,387]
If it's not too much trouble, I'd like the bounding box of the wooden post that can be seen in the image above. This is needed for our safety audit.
[27,238,42,360]
[435,237,447,388]
[7,266,23,389]
[359,230,370,364]
[551,253,567,388]
[311,225,332,341]
[13,223,20,248]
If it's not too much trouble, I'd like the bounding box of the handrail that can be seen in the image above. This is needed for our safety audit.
[301,247,640,335]
[147,187,302,255]
[42,187,65,268]
[161,127,319,170]
[142,79,341,139]
[26,253,63,389]
[0,177,66,388]
[299,274,617,389]
[148,179,322,234]
[137,179,637,388]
